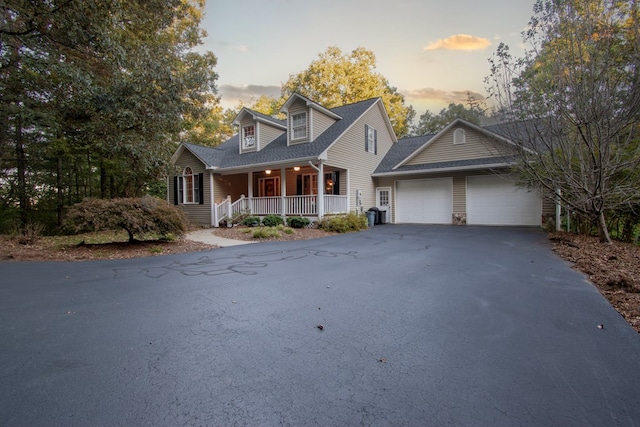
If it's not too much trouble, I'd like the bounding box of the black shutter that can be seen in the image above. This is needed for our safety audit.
[374,129,378,155]
[333,171,340,195]
[198,173,204,204]
[173,176,178,205]
[296,175,302,195]
[365,124,369,152]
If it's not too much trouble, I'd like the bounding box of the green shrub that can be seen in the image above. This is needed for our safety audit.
[319,211,368,233]
[262,214,284,227]
[63,196,187,242]
[287,216,310,229]
[241,216,261,226]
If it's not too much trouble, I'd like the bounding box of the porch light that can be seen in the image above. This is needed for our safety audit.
[265,169,271,175]
[293,166,300,171]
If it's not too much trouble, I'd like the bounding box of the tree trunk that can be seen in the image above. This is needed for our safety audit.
[597,211,612,244]
[57,156,64,226]
[16,114,28,228]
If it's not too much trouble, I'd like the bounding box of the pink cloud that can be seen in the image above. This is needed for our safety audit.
[424,34,492,51]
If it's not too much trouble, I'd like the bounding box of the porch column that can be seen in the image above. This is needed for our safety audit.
[247,171,253,198]
[210,172,216,226]
[281,167,287,217]
[317,160,324,219]
[247,171,253,214]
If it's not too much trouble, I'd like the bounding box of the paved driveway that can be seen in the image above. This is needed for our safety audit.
[1,225,639,426]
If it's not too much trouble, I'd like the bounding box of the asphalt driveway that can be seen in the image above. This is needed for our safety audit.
[1,225,639,426]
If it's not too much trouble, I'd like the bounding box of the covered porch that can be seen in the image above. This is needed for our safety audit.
[212,163,348,226]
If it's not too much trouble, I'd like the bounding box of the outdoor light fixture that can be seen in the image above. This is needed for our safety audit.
[265,170,271,174]
[293,166,300,171]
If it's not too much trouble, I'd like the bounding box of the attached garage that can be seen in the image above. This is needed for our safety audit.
[466,175,541,226]
[395,178,452,224]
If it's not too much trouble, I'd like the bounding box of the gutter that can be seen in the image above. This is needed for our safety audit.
[372,162,514,177]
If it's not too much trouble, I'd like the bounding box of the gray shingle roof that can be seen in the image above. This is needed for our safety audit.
[180,98,378,170]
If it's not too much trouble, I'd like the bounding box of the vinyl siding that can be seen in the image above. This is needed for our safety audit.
[311,109,337,140]
[406,126,507,166]
[172,150,212,225]
[258,122,284,149]
[327,101,394,211]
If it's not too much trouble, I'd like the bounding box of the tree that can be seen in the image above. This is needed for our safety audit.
[0,0,219,232]
[249,47,415,137]
[412,97,487,135]
[486,0,640,243]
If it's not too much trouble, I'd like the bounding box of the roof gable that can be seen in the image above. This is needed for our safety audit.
[397,119,515,169]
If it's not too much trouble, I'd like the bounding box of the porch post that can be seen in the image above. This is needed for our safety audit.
[280,167,286,217]
[247,171,253,214]
[210,172,216,226]
[317,160,324,219]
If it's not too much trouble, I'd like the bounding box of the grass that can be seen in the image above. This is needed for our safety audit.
[237,225,296,239]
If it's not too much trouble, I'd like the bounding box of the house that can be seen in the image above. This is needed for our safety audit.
[169,93,396,226]
[169,93,554,227]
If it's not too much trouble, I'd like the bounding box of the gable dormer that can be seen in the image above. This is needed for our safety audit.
[280,93,341,146]
[232,108,286,153]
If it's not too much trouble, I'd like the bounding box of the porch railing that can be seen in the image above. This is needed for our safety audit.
[214,195,348,226]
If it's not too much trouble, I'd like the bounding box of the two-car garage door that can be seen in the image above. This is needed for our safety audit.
[395,175,541,226]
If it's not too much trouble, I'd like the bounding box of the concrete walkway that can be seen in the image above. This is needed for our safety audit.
[185,228,255,247]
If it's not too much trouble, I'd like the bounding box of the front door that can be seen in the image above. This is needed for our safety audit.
[259,177,280,197]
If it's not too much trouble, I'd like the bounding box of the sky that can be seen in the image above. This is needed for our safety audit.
[197,0,537,117]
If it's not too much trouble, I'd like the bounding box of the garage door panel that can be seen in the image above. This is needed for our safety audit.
[467,175,541,226]
[396,178,452,224]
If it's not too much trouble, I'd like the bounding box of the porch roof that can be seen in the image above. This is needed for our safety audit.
[180,98,379,172]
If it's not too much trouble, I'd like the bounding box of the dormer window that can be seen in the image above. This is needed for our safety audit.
[242,125,256,149]
[453,128,466,144]
[291,112,307,140]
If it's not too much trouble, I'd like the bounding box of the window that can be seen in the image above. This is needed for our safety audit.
[242,125,255,149]
[177,167,201,204]
[453,128,466,144]
[302,174,317,195]
[365,124,377,154]
[291,112,307,140]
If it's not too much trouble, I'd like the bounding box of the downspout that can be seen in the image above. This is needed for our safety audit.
[555,187,561,232]
[308,160,324,219]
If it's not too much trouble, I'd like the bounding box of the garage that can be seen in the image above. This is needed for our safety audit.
[467,175,541,226]
[395,178,452,224]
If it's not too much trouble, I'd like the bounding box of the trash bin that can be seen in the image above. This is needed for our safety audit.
[367,207,379,226]
[366,209,376,227]
[377,209,387,224]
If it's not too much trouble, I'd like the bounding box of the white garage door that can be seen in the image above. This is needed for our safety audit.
[396,178,452,224]
[467,175,541,226]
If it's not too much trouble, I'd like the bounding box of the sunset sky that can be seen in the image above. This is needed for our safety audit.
[198,0,537,116]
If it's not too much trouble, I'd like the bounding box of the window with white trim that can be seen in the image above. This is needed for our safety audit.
[453,128,466,144]
[365,124,377,154]
[178,167,200,204]
[242,125,255,149]
[291,112,307,140]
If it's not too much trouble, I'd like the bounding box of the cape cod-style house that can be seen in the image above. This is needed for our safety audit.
[169,93,554,227]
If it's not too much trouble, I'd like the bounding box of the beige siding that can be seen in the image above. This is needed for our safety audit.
[327,101,394,211]
[406,125,508,166]
[288,99,310,145]
[258,122,284,149]
[172,149,212,225]
[311,109,337,140]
